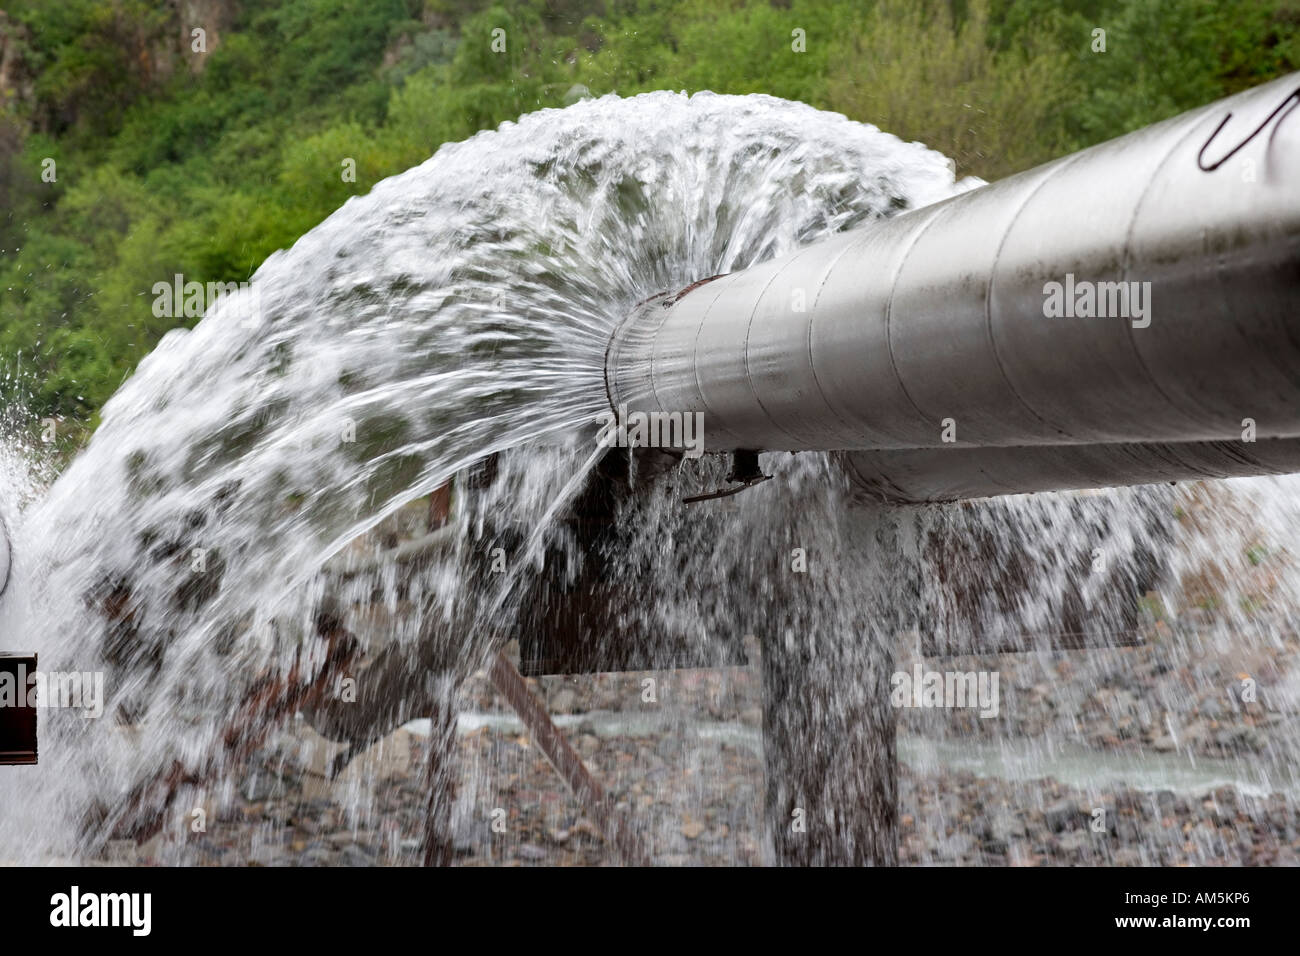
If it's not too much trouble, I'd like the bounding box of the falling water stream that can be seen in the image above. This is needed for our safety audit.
[1,91,1298,865]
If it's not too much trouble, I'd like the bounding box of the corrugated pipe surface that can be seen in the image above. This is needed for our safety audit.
[605,74,1300,499]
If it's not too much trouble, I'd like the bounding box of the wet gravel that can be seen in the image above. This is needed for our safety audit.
[96,635,1300,866]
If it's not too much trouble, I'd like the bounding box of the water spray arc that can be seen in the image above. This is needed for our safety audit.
[0,516,10,600]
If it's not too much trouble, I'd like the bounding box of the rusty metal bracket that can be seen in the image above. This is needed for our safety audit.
[487,650,650,865]
[0,652,37,766]
[683,449,771,504]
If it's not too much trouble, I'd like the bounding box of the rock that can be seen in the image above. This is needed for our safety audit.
[1007,842,1037,866]
[1113,847,1142,866]
[1116,816,1143,843]
[333,728,418,802]
[1212,786,1240,807]
[103,839,140,864]
[1043,800,1079,833]
[1114,790,1141,811]
[339,846,376,867]
[241,773,275,802]
[1060,830,1096,854]
[942,833,976,859]
[1179,720,1211,747]
[550,689,580,714]
[1211,726,1266,754]
[991,812,1026,842]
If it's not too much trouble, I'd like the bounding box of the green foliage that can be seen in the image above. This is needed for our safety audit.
[6,0,173,144]
[827,0,1073,179]
[1,0,1298,429]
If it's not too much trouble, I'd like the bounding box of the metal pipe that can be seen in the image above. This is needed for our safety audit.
[841,437,1300,504]
[605,74,1300,495]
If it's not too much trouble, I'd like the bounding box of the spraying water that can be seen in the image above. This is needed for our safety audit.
[1,90,1297,865]
[0,91,963,861]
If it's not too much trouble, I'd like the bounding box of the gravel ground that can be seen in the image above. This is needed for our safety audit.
[94,632,1300,866]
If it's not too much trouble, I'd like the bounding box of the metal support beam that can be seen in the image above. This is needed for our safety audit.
[487,650,650,865]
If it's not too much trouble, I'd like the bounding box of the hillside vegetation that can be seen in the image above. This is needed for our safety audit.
[1,0,1297,440]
